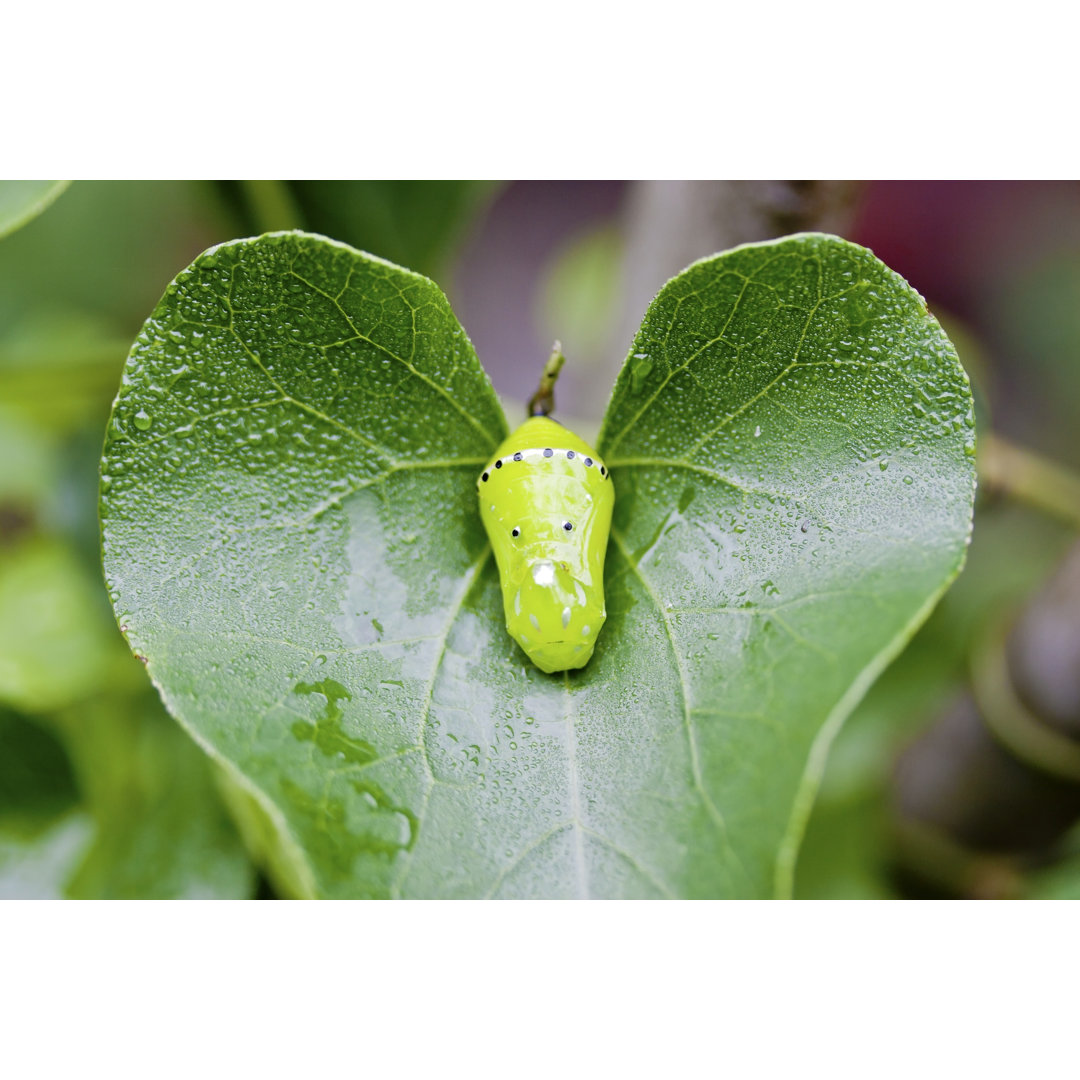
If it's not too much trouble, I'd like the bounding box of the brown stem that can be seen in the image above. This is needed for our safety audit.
[526,342,566,418]
[979,432,1080,532]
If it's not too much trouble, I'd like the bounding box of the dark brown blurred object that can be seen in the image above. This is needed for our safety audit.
[892,541,1080,897]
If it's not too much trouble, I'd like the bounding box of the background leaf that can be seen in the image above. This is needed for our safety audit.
[215,181,500,282]
[0,181,69,240]
[0,537,129,711]
[55,692,254,899]
[0,706,89,902]
[287,181,500,280]
[101,231,975,898]
[0,698,254,899]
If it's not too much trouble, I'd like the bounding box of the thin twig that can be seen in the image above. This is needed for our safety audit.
[979,432,1080,531]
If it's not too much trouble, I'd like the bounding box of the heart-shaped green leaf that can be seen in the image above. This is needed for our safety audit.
[101,231,975,898]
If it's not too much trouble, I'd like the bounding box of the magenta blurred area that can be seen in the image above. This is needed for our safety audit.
[853,181,1080,467]
[852,180,1080,322]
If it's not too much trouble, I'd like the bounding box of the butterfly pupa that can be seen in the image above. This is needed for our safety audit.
[477,347,614,673]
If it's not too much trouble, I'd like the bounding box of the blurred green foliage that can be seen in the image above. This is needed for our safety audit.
[988,252,1080,470]
[0,182,69,241]
[537,221,624,364]
[794,502,1076,898]
[217,180,501,281]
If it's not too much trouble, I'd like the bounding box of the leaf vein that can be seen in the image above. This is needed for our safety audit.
[286,268,497,449]
[609,527,728,839]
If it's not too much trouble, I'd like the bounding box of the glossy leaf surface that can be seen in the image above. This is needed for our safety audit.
[101,232,975,897]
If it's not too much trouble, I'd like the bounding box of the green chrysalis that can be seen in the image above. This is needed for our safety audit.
[477,347,614,674]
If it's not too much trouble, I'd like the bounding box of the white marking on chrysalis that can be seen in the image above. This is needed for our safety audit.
[513,589,522,616]
[574,581,586,606]
[532,562,555,586]
[582,625,591,636]
[561,607,571,629]
[529,613,540,630]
